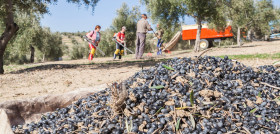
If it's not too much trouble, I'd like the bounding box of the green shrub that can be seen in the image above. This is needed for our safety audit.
[213,38,234,47]
[70,42,88,60]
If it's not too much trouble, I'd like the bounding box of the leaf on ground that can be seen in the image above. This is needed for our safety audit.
[155,107,164,115]
[257,92,261,97]
[255,115,262,118]
[125,119,129,132]
[150,85,164,89]
[274,97,280,105]
[162,64,175,71]
[188,81,193,86]
[176,118,181,132]
[243,102,247,108]
[250,108,258,113]
[189,114,195,129]
[190,90,194,107]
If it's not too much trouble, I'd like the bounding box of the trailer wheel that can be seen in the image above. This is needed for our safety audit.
[199,39,209,50]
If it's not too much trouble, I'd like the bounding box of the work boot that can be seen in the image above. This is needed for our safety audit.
[113,54,117,60]
[119,55,122,59]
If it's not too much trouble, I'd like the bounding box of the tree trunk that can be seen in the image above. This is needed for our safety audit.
[43,53,45,62]
[247,29,252,41]
[194,18,202,52]
[0,0,19,74]
[30,45,35,63]
[237,26,241,46]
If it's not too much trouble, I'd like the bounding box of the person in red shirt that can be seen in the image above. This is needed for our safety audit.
[114,26,126,60]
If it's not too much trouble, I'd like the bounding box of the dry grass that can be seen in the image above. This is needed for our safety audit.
[109,83,128,117]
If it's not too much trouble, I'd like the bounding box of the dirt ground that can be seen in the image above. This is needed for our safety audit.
[0,40,280,103]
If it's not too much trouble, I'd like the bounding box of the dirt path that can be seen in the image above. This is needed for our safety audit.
[0,61,157,103]
[0,40,280,103]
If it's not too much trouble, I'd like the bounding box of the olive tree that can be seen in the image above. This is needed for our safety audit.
[141,0,224,52]
[98,3,141,57]
[252,0,279,40]
[222,0,279,44]
[223,0,255,46]
[111,3,141,52]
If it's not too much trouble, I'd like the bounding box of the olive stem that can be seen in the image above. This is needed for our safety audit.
[196,48,212,59]
[260,82,280,90]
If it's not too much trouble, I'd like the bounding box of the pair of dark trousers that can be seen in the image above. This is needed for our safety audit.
[135,32,146,59]
[157,38,164,55]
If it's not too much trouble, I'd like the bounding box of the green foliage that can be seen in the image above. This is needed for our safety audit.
[97,3,141,57]
[62,43,70,56]
[150,85,165,89]
[141,0,184,41]
[35,28,63,61]
[70,44,87,60]
[183,0,222,22]
[111,3,141,51]
[69,37,88,60]
[213,38,234,47]
[0,0,100,16]
[218,53,280,60]
[142,0,225,51]
[222,0,279,40]
[3,11,40,64]
[3,12,64,64]
[98,29,116,57]
[62,31,88,38]
[252,0,279,37]
[4,46,29,64]
[162,64,175,71]
[226,0,255,28]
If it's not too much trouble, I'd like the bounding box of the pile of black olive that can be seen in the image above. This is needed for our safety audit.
[12,56,280,134]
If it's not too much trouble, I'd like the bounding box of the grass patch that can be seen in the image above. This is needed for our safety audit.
[218,53,280,60]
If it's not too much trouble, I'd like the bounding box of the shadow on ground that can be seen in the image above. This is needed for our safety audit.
[9,59,169,74]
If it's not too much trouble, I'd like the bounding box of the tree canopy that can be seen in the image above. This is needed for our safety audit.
[142,0,225,52]
[141,0,184,41]
[4,11,64,64]
[98,3,141,57]
[221,0,279,45]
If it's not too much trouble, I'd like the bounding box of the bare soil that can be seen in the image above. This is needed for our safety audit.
[1,40,280,103]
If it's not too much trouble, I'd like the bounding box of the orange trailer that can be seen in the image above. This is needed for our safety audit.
[182,24,234,49]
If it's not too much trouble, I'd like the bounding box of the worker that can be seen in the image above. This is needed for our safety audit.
[135,14,153,59]
[155,24,164,55]
[114,26,126,60]
[86,25,101,61]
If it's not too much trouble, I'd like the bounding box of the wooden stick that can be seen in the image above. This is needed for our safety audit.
[260,82,280,90]
[197,48,212,59]
[242,127,252,134]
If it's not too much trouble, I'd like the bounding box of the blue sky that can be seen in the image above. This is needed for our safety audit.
[41,0,280,33]
[41,0,146,32]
